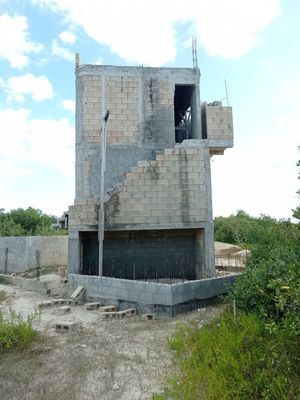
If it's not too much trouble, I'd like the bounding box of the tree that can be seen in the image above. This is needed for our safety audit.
[0,207,65,236]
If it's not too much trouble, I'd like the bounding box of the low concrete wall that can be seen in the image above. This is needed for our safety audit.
[69,273,238,314]
[0,236,68,274]
[0,273,48,294]
[69,274,173,305]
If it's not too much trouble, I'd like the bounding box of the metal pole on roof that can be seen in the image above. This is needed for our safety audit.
[192,36,198,69]
[98,74,109,276]
[225,79,229,106]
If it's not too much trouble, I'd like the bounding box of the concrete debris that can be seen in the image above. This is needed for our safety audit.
[85,302,101,310]
[98,305,116,313]
[141,314,156,321]
[70,286,85,302]
[55,321,78,332]
[37,300,53,309]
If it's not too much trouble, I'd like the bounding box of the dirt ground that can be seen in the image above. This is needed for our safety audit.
[0,275,223,400]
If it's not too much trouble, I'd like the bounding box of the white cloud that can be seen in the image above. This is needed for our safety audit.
[62,99,75,113]
[0,14,43,68]
[0,108,74,176]
[51,39,74,61]
[59,30,77,44]
[31,0,280,65]
[1,73,53,102]
[0,108,75,215]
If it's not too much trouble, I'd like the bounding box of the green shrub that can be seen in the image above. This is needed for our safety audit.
[229,241,300,334]
[156,312,300,400]
[0,309,39,352]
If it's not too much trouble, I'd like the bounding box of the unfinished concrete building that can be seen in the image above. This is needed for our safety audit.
[68,55,234,313]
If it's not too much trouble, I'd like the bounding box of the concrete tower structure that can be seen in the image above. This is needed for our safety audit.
[68,56,234,313]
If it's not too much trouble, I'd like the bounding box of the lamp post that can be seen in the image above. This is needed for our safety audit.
[98,77,109,276]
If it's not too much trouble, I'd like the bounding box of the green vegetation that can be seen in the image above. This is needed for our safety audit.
[157,311,300,400]
[0,309,39,352]
[0,207,67,236]
[155,155,300,399]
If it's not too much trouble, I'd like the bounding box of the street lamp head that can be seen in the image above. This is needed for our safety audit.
[104,110,110,123]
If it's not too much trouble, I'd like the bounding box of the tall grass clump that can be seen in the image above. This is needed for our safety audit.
[156,311,300,400]
[0,309,39,352]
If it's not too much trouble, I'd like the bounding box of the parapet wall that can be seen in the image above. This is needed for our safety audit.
[0,236,68,274]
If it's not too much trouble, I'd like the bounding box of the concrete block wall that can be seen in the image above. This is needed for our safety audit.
[69,201,98,228]
[75,65,201,201]
[106,142,211,227]
[80,75,140,145]
[68,273,238,315]
[202,104,233,154]
[0,236,68,274]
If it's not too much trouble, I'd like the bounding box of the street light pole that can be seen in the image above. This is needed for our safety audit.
[98,75,109,276]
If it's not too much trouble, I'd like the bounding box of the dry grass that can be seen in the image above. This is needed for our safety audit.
[0,291,7,303]
[0,316,177,400]
[0,280,223,400]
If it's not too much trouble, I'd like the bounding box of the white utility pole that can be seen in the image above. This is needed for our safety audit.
[98,75,109,276]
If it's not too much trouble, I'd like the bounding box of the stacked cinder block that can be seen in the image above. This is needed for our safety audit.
[202,104,233,154]
[80,75,102,143]
[68,201,98,228]
[81,75,139,144]
[106,143,209,226]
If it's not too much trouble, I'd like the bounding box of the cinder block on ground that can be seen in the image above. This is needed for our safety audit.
[141,313,156,321]
[55,321,77,332]
[124,308,136,317]
[116,310,127,318]
[58,306,71,313]
[99,305,116,313]
[37,300,53,309]
[52,298,68,306]
[70,286,85,302]
[85,302,101,310]
[99,311,119,319]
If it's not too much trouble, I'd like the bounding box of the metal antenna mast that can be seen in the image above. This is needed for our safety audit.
[192,36,198,69]
[224,79,229,106]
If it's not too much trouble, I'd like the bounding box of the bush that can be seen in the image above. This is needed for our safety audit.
[156,312,300,400]
[0,309,39,352]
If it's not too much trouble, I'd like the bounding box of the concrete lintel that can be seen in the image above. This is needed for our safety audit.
[105,222,208,231]
[175,139,207,148]
[208,139,233,149]
[76,65,200,79]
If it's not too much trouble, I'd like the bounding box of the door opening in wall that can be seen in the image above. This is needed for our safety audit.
[80,231,99,275]
[174,85,195,143]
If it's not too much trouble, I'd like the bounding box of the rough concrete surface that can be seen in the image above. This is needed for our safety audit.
[0,277,223,400]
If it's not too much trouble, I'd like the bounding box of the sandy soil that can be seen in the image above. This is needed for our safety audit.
[0,277,223,400]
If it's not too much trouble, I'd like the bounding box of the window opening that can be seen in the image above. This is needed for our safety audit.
[174,85,194,143]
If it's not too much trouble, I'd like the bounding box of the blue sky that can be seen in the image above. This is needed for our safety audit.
[0,0,299,219]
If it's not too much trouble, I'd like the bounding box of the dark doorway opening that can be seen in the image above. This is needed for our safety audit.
[80,231,98,275]
[174,85,195,143]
